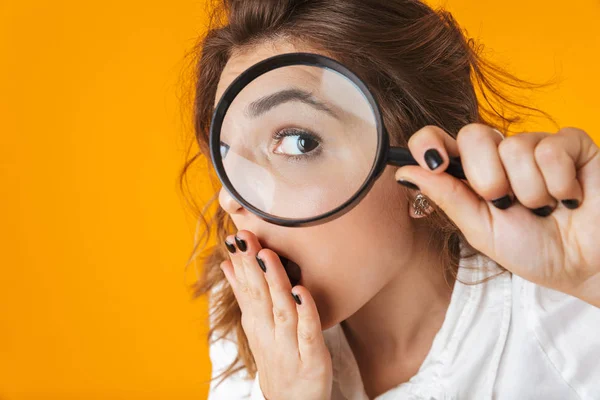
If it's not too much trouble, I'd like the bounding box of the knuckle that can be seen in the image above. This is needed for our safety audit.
[236,229,251,237]
[457,123,489,144]
[273,307,291,323]
[534,139,563,165]
[409,125,443,147]
[237,276,262,300]
[558,126,586,137]
[238,280,251,295]
[421,125,445,137]
[248,285,262,300]
[498,136,529,161]
[298,328,316,343]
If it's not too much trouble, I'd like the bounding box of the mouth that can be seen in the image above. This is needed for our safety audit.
[278,255,302,287]
[257,238,303,287]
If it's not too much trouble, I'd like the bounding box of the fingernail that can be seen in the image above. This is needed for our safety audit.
[234,235,247,252]
[397,179,420,190]
[491,195,513,210]
[224,240,236,253]
[531,205,554,217]
[424,149,443,170]
[292,292,302,305]
[256,255,267,273]
[561,199,580,209]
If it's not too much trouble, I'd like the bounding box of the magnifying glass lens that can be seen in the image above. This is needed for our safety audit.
[218,64,379,220]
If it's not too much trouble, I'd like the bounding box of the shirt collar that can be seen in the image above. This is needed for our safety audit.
[325,252,511,400]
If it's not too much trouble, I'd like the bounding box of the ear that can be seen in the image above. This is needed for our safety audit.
[409,193,434,219]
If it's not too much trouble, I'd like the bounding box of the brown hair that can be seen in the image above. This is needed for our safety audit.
[177,0,555,389]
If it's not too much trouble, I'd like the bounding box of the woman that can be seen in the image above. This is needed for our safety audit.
[180,1,600,399]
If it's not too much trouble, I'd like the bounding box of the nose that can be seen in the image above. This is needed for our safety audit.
[218,186,245,216]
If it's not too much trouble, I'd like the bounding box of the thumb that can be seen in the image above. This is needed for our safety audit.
[396,165,492,246]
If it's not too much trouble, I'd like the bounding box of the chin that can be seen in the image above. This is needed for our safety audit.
[316,302,343,331]
[320,318,339,331]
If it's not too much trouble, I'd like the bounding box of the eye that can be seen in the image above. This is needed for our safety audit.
[272,128,321,157]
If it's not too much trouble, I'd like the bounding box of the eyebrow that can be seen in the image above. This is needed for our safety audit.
[244,88,338,119]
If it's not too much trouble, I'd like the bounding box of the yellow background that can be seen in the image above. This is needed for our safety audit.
[1,1,598,399]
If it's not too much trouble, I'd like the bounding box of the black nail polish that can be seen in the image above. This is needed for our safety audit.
[491,195,513,210]
[561,199,580,210]
[531,205,554,217]
[256,255,267,273]
[224,240,236,253]
[397,179,420,190]
[292,292,302,305]
[234,236,247,252]
[424,149,443,170]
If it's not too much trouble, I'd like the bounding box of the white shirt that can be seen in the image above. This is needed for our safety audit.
[207,252,600,399]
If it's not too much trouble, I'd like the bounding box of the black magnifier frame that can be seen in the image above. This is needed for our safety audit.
[209,52,466,228]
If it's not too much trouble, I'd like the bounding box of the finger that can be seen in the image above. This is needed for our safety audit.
[535,127,600,207]
[219,259,244,308]
[224,234,251,304]
[534,132,582,209]
[395,164,492,251]
[224,234,269,322]
[498,132,557,213]
[233,231,275,329]
[223,236,250,317]
[258,248,300,351]
[291,286,329,365]
[407,125,459,173]
[561,128,600,199]
[456,123,512,203]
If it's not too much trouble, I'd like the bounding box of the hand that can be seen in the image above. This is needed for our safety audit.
[220,230,333,400]
[395,124,600,307]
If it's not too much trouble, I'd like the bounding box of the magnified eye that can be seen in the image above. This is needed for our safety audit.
[272,128,321,157]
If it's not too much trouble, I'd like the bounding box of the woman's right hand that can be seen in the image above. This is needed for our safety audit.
[220,230,333,400]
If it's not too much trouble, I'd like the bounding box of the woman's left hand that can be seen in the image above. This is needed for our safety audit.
[395,124,600,307]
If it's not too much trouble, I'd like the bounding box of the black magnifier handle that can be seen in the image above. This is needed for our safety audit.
[387,147,466,180]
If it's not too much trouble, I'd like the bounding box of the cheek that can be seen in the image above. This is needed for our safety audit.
[306,167,417,328]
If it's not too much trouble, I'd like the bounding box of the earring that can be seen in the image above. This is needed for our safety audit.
[413,193,430,216]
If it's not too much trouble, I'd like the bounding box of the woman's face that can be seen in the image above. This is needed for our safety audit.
[215,40,418,330]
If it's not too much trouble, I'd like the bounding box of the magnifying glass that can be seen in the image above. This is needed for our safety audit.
[209,52,465,227]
